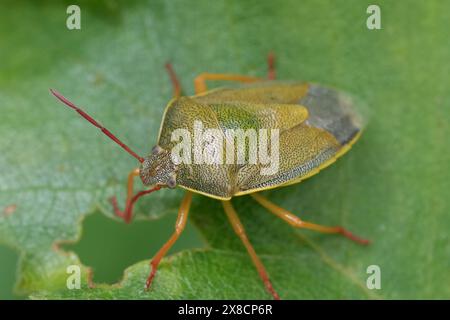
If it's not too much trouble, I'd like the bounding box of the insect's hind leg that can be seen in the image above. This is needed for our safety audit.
[251,193,370,245]
[222,200,280,300]
[145,191,192,290]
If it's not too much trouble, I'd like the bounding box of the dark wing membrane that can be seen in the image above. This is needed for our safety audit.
[235,83,364,194]
[299,84,363,145]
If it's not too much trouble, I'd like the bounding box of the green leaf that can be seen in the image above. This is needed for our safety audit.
[1,0,449,299]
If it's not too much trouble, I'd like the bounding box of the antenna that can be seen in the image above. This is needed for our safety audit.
[50,89,144,163]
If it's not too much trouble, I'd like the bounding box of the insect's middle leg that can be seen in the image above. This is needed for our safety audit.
[251,193,370,245]
[221,200,280,300]
[145,191,193,290]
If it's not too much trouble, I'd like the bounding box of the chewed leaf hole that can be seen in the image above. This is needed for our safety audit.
[62,211,204,284]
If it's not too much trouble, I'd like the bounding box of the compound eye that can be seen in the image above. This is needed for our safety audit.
[167,176,177,189]
[152,145,162,155]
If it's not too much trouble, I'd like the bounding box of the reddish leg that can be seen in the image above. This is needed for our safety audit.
[267,52,276,80]
[110,186,161,224]
[110,167,162,223]
[146,191,192,290]
[110,168,139,223]
[251,193,370,245]
[222,200,280,300]
[165,63,182,98]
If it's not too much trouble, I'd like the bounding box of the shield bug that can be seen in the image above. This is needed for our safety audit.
[50,53,369,300]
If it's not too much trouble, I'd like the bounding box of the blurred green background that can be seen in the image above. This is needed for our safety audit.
[0,0,449,299]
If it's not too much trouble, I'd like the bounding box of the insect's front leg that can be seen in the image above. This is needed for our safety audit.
[110,167,162,224]
[110,168,139,223]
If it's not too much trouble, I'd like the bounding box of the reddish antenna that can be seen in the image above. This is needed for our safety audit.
[50,89,144,163]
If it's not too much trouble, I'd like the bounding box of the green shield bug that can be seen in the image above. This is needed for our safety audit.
[50,54,369,300]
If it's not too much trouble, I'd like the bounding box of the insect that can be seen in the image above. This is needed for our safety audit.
[50,54,369,300]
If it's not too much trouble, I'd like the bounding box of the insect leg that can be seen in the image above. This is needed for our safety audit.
[145,191,192,290]
[110,185,161,224]
[194,74,261,94]
[222,200,280,300]
[267,52,276,80]
[251,193,370,245]
[165,63,182,98]
[110,168,142,223]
